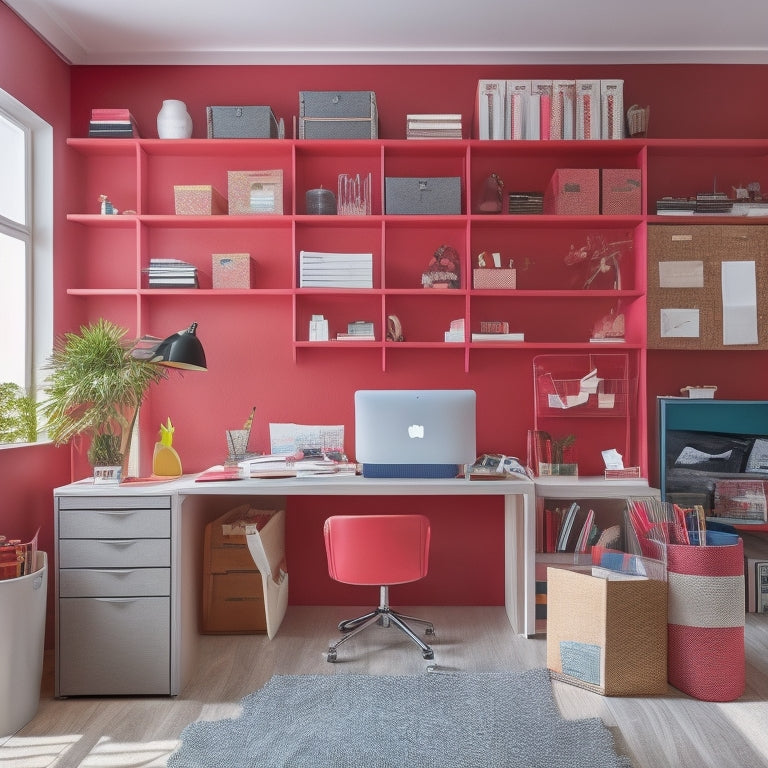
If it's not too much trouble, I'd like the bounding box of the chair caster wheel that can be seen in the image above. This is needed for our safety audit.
[327,648,338,662]
[425,626,435,636]
[422,649,434,660]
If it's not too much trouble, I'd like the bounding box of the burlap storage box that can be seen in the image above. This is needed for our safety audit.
[385,177,461,215]
[174,185,227,215]
[543,168,599,215]
[473,268,516,289]
[601,168,642,215]
[212,253,252,289]
[667,539,745,701]
[206,106,279,139]
[299,91,378,139]
[546,567,668,696]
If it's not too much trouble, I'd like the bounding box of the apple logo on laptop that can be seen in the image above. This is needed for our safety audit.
[408,424,425,438]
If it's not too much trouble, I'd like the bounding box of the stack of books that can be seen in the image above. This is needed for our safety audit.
[406,114,462,140]
[508,191,544,215]
[336,320,375,341]
[89,108,140,138]
[299,251,373,288]
[144,258,198,288]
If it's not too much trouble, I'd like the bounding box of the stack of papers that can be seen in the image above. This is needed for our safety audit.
[406,114,462,140]
[299,251,373,288]
[244,455,357,478]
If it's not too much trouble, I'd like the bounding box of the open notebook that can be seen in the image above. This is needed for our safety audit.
[354,389,477,478]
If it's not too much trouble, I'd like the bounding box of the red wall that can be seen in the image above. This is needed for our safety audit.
[0,3,74,647]
[4,2,768,617]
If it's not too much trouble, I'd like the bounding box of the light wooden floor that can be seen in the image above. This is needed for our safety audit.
[2,606,768,768]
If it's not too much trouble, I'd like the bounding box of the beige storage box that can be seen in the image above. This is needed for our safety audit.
[174,185,227,215]
[546,566,668,696]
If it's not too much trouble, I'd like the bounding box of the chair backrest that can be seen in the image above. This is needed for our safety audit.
[324,514,430,586]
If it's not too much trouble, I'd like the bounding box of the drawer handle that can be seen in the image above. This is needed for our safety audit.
[93,569,139,575]
[97,510,138,516]
[99,540,138,547]
[94,597,139,604]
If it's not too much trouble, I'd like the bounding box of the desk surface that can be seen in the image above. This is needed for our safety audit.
[57,474,535,497]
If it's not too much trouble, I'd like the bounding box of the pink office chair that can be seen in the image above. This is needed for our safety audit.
[323,514,435,662]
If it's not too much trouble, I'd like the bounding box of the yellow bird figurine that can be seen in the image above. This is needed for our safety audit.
[152,417,183,477]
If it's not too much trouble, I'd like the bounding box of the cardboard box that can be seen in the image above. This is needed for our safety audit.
[473,268,516,289]
[385,177,461,215]
[174,185,227,215]
[601,168,642,215]
[543,169,599,215]
[546,567,668,696]
[206,106,280,139]
[299,90,378,139]
[212,253,252,289]
[202,505,284,634]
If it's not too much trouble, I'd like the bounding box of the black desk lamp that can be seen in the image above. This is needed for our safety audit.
[132,322,207,371]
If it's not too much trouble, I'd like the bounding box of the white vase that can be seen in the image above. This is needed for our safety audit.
[157,99,192,139]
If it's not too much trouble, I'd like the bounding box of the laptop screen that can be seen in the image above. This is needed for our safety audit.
[354,389,477,473]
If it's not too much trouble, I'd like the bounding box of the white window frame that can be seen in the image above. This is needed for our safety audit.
[0,88,53,442]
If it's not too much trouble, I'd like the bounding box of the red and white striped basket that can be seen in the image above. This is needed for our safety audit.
[667,539,745,702]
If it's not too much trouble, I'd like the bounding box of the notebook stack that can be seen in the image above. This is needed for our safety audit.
[299,251,373,288]
[144,258,198,288]
[508,191,544,215]
[89,108,140,138]
[406,114,462,140]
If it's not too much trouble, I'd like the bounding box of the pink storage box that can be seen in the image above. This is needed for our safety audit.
[174,185,227,215]
[543,169,599,215]
[601,169,642,215]
[212,253,252,289]
[473,268,517,289]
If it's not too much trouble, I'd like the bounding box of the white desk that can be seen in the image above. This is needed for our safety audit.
[54,474,535,695]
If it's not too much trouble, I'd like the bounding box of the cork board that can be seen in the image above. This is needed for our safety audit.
[647,224,768,350]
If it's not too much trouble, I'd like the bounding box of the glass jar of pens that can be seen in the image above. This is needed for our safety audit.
[337,172,371,216]
[225,406,257,464]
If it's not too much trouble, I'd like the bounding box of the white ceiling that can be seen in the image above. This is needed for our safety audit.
[6,0,768,66]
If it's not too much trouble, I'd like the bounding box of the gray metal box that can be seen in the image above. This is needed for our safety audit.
[299,91,378,139]
[385,177,462,215]
[206,106,280,139]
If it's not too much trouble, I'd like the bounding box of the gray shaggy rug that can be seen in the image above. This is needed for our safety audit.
[167,668,631,768]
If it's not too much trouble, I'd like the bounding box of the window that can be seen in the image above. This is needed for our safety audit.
[0,89,53,442]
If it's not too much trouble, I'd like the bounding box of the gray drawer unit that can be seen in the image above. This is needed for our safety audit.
[55,493,174,697]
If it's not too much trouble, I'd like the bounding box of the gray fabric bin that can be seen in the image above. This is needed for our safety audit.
[299,91,378,139]
[385,177,462,215]
[206,106,280,139]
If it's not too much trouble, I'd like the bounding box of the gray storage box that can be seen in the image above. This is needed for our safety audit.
[206,106,280,139]
[299,91,378,139]
[385,177,462,215]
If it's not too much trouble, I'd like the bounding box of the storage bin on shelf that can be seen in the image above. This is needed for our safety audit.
[533,353,631,418]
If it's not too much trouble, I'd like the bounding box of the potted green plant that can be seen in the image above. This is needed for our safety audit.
[39,318,168,479]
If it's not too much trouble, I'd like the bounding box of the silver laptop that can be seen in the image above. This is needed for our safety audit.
[354,389,477,478]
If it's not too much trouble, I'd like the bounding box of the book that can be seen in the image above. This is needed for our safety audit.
[758,561,768,613]
[556,502,580,552]
[471,332,525,342]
